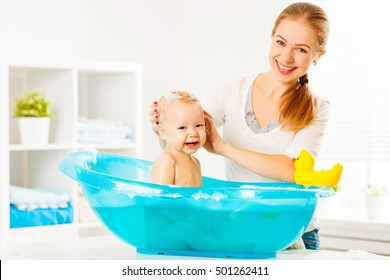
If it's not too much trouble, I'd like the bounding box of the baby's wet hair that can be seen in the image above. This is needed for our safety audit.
[163,91,199,104]
[158,91,200,123]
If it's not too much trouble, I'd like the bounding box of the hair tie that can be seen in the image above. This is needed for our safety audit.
[299,77,309,85]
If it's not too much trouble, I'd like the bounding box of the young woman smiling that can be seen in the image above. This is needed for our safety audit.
[151,2,330,250]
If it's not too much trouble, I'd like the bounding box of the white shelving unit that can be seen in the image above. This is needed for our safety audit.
[0,59,143,246]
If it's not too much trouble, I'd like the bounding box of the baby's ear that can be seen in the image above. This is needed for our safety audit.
[156,124,167,140]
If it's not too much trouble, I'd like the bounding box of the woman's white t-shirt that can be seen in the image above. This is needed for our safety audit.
[205,74,330,232]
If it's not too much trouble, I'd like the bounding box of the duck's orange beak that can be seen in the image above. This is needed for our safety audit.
[292,158,296,163]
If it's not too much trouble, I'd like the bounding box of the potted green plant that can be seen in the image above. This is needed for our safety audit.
[14,91,52,145]
[363,182,389,220]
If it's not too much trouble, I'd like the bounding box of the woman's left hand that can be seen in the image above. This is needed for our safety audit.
[203,110,225,155]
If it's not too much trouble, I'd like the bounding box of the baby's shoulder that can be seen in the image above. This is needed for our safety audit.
[154,151,176,166]
[191,155,201,166]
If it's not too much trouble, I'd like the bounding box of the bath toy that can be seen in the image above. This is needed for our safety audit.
[293,150,343,188]
[58,150,334,259]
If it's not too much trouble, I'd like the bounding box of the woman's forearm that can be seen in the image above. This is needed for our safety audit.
[220,143,295,182]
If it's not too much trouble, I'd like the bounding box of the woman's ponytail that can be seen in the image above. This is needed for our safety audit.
[279,74,317,132]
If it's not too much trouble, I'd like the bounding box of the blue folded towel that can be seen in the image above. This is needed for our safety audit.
[10,185,70,211]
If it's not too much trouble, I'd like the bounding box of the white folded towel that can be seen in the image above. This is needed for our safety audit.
[78,117,133,144]
[10,185,70,211]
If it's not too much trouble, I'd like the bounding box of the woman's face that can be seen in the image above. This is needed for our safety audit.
[269,18,324,85]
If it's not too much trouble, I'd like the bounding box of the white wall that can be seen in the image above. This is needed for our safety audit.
[0,0,293,179]
[179,0,293,178]
[0,0,183,164]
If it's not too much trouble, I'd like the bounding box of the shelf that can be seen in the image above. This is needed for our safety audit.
[10,223,76,233]
[76,143,137,150]
[9,144,75,151]
[9,143,138,151]
[0,60,144,246]
[6,224,77,245]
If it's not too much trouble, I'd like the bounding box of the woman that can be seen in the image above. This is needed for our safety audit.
[151,2,330,250]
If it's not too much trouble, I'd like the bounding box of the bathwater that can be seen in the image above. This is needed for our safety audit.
[93,201,315,257]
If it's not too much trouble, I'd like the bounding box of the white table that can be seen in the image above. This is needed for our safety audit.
[2,235,389,280]
[0,234,388,260]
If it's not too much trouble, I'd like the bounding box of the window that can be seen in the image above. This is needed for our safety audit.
[312,0,390,161]
[310,0,390,218]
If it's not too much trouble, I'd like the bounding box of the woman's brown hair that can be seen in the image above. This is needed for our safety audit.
[272,2,329,132]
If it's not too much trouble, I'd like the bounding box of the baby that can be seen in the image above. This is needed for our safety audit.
[150,91,206,187]
[149,92,255,251]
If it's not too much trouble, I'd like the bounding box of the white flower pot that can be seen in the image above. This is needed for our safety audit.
[365,194,390,220]
[18,117,51,145]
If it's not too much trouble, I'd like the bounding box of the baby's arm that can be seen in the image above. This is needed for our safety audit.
[150,153,176,185]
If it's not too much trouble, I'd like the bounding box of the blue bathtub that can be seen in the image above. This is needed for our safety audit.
[58,150,334,259]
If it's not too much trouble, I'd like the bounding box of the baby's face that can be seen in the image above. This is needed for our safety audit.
[161,100,206,155]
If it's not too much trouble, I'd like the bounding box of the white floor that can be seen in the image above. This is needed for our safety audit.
[0,234,388,260]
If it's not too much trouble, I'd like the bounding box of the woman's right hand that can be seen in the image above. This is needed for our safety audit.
[203,110,226,155]
[149,101,160,134]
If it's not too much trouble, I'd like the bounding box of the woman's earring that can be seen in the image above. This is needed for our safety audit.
[313,60,317,66]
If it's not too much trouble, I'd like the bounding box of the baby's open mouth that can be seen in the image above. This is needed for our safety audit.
[185,141,199,147]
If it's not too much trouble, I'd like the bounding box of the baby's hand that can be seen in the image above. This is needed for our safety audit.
[149,101,160,134]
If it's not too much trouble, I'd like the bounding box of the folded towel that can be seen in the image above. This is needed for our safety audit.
[78,117,133,144]
[78,118,133,134]
[78,133,133,144]
[10,185,70,211]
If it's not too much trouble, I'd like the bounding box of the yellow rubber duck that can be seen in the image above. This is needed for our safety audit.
[293,150,343,188]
